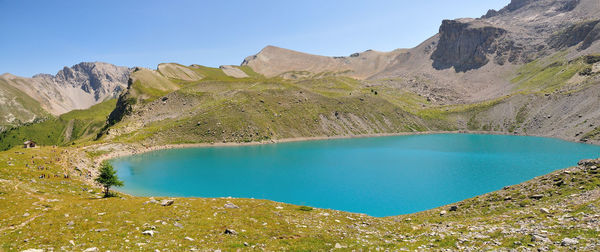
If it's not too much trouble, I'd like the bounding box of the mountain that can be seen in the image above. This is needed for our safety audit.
[241,45,406,79]
[243,0,600,102]
[93,0,600,147]
[0,62,131,128]
[0,75,48,130]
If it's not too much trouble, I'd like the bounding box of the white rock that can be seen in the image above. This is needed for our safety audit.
[561,238,578,246]
[224,202,239,209]
[83,247,99,252]
[540,208,550,214]
[185,237,194,241]
[142,230,156,236]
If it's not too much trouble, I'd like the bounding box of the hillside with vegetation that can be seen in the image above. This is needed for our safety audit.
[1,0,600,250]
[1,147,599,251]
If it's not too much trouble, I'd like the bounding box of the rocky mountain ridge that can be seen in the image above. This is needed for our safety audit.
[0,62,131,128]
[241,0,600,102]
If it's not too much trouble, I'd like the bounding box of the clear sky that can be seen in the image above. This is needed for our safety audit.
[0,0,509,77]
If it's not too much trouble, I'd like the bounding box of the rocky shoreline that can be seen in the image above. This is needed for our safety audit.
[89,130,598,165]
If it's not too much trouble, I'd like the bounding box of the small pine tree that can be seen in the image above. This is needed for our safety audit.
[95,161,124,197]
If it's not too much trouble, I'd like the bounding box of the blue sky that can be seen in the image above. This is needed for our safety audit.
[0,0,509,77]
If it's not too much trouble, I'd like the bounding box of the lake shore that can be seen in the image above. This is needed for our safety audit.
[91,129,593,164]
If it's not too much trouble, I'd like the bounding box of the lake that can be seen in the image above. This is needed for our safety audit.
[111,134,600,217]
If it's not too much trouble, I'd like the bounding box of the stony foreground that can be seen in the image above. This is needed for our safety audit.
[1,146,599,251]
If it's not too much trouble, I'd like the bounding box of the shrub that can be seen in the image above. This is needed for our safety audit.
[298,206,313,211]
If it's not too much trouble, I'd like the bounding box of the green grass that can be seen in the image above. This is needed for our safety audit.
[0,79,49,127]
[511,53,590,93]
[0,99,117,150]
[1,146,598,250]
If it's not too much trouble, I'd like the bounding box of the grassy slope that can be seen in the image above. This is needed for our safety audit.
[0,99,117,150]
[102,53,600,147]
[101,66,442,145]
[0,79,49,128]
[511,52,596,94]
[2,54,600,250]
[1,147,598,250]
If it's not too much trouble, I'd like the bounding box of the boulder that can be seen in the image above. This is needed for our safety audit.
[578,159,600,167]
[561,238,579,246]
[142,230,156,236]
[224,229,237,235]
[224,203,239,209]
[530,194,543,200]
[160,199,174,206]
[531,234,551,243]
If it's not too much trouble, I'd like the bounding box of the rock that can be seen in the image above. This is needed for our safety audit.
[224,229,237,235]
[173,222,183,228]
[160,199,174,206]
[145,198,159,204]
[440,210,447,216]
[334,243,344,249]
[561,238,578,246]
[473,234,490,239]
[540,208,550,214]
[23,212,30,217]
[243,242,249,246]
[66,221,74,226]
[578,159,599,166]
[95,228,108,232]
[185,237,194,241]
[449,205,458,211]
[531,234,551,243]
[83,247,99,252]
[21,249,44,252]
[142,230,156,236]
[224,202,239,209]
[431,19,507,72]
[69,240,75,246]
[530,194,544,200]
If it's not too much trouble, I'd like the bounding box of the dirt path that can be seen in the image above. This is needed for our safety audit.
[0,182,47,232]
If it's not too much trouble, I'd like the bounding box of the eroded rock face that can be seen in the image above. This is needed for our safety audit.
[548,19,600,50]
[51,62,130,100]
[431,20,507,72]
[4,62,133,115]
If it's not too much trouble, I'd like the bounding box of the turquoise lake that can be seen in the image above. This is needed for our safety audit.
[111,134,600,217]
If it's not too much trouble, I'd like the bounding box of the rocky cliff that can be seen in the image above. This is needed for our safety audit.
[0,62,131,122]
[431,19,507,72]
